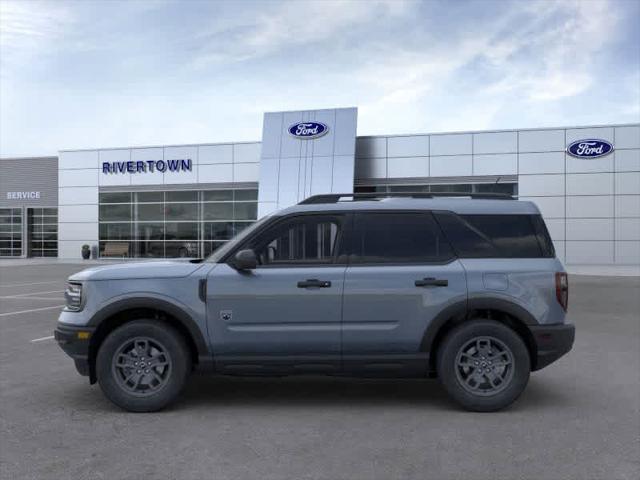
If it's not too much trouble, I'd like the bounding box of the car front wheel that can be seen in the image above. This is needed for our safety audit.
[437,319,530,412]
[96,320,191,412]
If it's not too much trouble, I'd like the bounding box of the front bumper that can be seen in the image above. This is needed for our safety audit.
[54,323,95,377]
[530,323,575,371]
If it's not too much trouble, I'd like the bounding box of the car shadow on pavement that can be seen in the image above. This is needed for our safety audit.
[55,373,575,413]
[168,374,575,412]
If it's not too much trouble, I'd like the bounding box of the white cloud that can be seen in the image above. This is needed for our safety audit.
[191,0,409,67]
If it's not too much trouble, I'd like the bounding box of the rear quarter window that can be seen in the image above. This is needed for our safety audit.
[434,212,554,258]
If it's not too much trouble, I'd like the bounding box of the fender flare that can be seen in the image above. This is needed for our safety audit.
[420,297,539,353]
[87,296,211,359]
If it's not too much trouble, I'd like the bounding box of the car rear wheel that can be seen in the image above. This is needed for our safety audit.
[96,320,191,412]
[437,319,530,412]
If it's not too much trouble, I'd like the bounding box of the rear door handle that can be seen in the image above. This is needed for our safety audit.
[415,277,448,287]
[297,279,332,288]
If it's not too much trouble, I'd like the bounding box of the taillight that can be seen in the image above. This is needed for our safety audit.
[555,272,568,311]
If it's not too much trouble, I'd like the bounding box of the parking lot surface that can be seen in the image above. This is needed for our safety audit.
[0,263,638,480]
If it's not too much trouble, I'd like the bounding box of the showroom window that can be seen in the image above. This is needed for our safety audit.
[0,208,23,257]
[27,208,58,257]
[99,189,258,258]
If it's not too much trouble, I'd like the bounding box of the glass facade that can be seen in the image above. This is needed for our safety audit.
[27,208,58,257]
[354,182,518,196]
[98,189,258,258]
[0,208,23,257]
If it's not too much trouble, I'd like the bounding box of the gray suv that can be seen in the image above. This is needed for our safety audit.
[55,192,574,412]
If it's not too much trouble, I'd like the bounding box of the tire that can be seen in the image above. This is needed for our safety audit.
[436,320,530,412]
[96,320,191,412]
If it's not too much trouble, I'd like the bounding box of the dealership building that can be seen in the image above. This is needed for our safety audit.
[1,107,639,266]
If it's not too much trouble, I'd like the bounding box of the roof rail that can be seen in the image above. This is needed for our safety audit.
[298,192,514,204]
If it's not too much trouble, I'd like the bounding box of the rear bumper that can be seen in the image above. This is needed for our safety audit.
[54,324,94,377]
[530,323,575,371]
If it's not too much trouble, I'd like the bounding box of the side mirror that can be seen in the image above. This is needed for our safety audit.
[232,249,257,271]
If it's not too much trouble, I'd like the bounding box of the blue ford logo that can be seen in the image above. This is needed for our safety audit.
[567,139,613,158]
[288,122,329,139]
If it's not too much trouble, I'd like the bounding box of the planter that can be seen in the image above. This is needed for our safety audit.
[81,245,91,260]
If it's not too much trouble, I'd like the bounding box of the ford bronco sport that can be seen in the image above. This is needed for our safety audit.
[55,192,574,412]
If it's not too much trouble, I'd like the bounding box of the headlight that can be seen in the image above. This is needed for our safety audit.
[64,282,83,311]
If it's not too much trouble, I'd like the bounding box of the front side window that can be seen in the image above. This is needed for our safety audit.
[248,215,343,266]
[352,212,454,264]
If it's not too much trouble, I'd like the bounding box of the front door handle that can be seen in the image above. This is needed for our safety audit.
[297,279,332,288]
[415,277,448,287]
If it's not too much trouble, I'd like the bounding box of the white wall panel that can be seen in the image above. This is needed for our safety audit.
[387,135,429,157]
[566,173,613,196]
[59,240,97,260]
[615,126,640,149]
[233,143,261,163]
[278,156,301,207]
[473,154,517,175]
[566,127,614,144]
[544,218,565,241]
[257,201,277,218]
[615,218,640,240]
[334,108,358,157]
[356,137,386,158]
[430,134,472,156]
[58,204,98,223]
[615,149,640,172]
[518,152,565,175]
[59,187,98,205]
[332,155,356,193]
[130,148,164,185]
[199,144,233,164]
[233,163,259,182]
[473,131,517,154]
[198,164,233,183]
[615,241,640,264]
[310,156,333,195]
[387,156,428,178]
[615,172,640,195]
[58,222,99,241]
[567,153,614,174]
[59,150,99,170]
[566,219,613,241]
[518,129,564,153]
[566,196,614,218]
[430,155,472,176]
[260,113,283,159]
[615,195,640,217]
[355,157,386,179]
[519,196,565,218]
[60,169,99,187]
[257,156,278,202]
[308,110,335,157]
[518,174,565,196]
[565,241,614,264]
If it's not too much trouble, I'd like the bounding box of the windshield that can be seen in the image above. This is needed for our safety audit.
[205,214,273,263]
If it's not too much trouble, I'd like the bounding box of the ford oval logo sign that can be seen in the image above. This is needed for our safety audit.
[288,122,329,139]
[567,139,614,159]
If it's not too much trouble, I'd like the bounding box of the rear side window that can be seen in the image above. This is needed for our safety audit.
[352,212,454,264]
[434,212,554,258]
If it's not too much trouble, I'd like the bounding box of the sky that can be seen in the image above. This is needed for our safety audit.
[0,0,639,157]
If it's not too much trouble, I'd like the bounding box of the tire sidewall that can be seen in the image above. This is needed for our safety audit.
[437,320,530,412]
[96,320,190,412]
